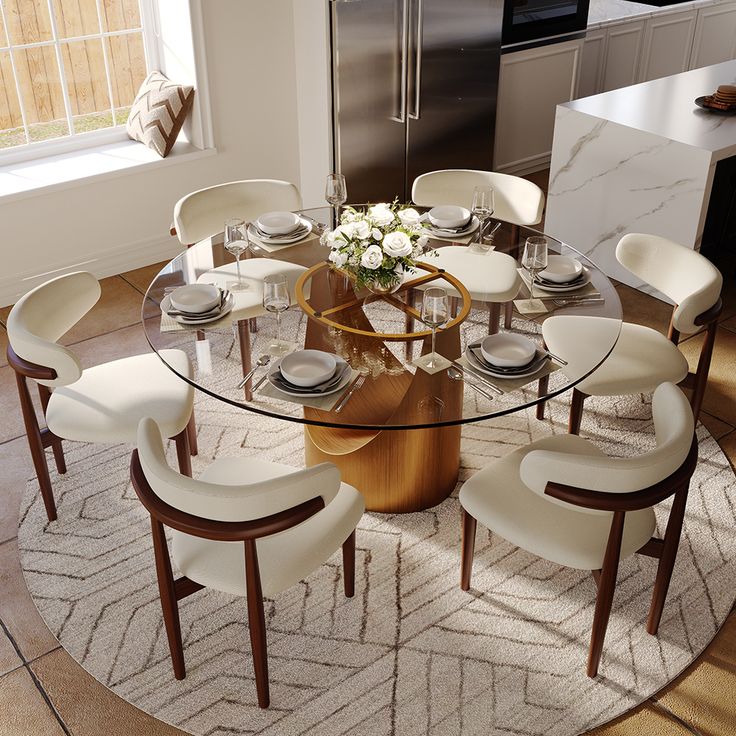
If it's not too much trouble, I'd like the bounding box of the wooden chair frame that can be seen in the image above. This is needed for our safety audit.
[8,345,195,522]
[461,435,698,678]
[129,450,357,709]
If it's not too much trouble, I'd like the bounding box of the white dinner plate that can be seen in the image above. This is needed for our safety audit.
[421,215,480,239]
[248,217,313,245]
[532,268,591,293]
[161,293,234,325]
[268,356,352,398]
[538,255,583,284]
[466,346,548,379]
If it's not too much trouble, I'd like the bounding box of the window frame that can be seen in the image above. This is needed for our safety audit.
[0,0,161,166]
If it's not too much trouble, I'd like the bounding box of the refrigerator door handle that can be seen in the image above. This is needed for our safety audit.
[390,0,409,124]
[408,0,423,120]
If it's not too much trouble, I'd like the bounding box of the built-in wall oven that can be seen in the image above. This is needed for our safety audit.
[502,0,590,46]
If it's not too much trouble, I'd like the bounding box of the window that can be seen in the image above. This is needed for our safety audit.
[0,0,156,155]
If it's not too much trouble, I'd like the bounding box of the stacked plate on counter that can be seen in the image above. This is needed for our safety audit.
[161,284,233,325]
[532,255,589,294]
[465,333,548,379]
[248,211,313,245]
[421,205,480,239]
[268,350,352,397]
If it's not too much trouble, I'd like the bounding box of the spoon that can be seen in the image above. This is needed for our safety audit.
[238,355,271,389]
[448,366,495,400]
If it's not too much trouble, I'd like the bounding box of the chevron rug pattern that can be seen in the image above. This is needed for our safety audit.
[16,302,736,736]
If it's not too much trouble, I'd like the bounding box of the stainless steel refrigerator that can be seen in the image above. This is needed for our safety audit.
[330,0,503,204]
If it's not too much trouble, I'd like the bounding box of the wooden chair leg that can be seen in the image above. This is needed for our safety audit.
[510,224,520,259]
[405,288,415,362]
[151,518,185,679]
[342,530,356,598]
[37,386,66,474]
[647,485,689,635]
[186,410,198,457]
[245,540,270,708]
[237,319,253,402]
[173,428,192,477]
[504,301,513,329]
[488,302,501,335]
[15,373,57,521]
[588,511,625,678]
[569,388,587,435]
[460,508,477,591]
[250,317,258,333]
[690,321,717,423]
[536,373,550,420]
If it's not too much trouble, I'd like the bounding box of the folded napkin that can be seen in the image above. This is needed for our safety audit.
[258,368,360,411]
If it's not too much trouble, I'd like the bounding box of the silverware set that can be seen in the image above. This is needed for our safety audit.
[334,374,366,413]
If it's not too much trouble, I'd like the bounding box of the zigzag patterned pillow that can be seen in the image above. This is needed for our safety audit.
[126,71,195,158]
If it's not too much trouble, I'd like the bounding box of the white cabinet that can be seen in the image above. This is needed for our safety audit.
[578,29,606,99]
[638,9,698,82]
[601,19,646,91]
[494,39,582,173]
[689,3,736,69]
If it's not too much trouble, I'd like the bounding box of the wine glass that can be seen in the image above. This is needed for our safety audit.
[471,185,495,252]
[325,173,347,228]
[522,236,548,299]
[421,287,450,369]
[224,218,249,292]
[263,273,291,355]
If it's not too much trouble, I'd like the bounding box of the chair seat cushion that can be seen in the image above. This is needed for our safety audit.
[411,248,521,303]
[459,435,656,570]
[46,349,193,443]
[172,457,364,597]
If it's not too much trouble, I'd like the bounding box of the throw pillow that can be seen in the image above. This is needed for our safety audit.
[126,71,195,158]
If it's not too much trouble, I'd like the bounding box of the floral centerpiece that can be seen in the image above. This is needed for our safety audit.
[321,201,429,293]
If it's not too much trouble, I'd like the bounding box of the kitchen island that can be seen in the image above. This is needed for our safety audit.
[545,59,736,294]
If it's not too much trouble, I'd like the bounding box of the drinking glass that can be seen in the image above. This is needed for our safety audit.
[325,173,347,228]
[471,185,495,252]
[522,236,548,299]
[224,218,249,291]
[263,273,291,355]
[421,287,450,369]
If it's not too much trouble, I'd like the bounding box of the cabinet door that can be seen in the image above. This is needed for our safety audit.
[494,40,582,172]
[578,29,606,99]
[639,10,697,82]
[601,20,645,91]
[689,4,736,69]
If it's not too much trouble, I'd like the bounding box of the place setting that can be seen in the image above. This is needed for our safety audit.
[420,205,480,240]
[247,210,314,252]
[159,283,234,332]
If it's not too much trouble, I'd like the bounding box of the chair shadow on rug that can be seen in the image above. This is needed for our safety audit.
[129,416,364,708]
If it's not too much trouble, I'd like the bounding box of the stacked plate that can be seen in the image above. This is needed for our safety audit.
[465,333,548,379]
[533,255,589,294]
[268,350,352,397]
[422,205,480,238]
[162,284,233,325]
[248,211,313,245]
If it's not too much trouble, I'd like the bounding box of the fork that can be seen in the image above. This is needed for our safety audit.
[333,374,366,413]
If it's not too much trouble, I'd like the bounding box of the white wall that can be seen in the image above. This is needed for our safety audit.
[0,0,305,306]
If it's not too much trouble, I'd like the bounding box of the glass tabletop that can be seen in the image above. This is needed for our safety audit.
[142,206,622,431]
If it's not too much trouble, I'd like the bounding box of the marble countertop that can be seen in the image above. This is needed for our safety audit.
[562,59,736,158]
[588,0,731,28]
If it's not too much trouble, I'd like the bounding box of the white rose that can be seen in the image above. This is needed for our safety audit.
[368,205,394,227]
[371,228,383,241]
[382,230,413,258]
[336,222,358,239]
[354,220,371,239]
[325,229,344,245]
[329,249,348,268]
[360,244,384,270]
[398,208,421,227]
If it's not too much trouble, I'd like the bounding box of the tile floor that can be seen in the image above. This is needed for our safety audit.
[1,238,735,736]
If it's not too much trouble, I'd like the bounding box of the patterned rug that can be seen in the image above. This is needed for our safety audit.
[17,376,736,736]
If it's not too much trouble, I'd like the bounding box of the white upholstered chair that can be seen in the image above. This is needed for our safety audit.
[460,382,697,678]
[541,233,723,434]
[172,179,303,246]
[130,417,365,708]
[6,272,195,522]
[411,170,544,330]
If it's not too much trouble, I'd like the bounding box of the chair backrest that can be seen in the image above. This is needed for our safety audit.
[616,233,722,334]
[411,169,545,227]
[6,271,100,387]
[520,382,694,514]
[173,179,303,245]
[136,417,341,524]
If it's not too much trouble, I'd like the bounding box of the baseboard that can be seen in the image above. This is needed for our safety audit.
[495,152,552,177]
[0,235,183,307]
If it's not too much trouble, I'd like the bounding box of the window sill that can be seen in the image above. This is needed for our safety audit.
[0,139,217,204]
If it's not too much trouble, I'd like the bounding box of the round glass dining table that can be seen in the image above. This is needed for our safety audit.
[143,207,622,512]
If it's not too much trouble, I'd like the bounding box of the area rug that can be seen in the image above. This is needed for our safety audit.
[17,357,736,736]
